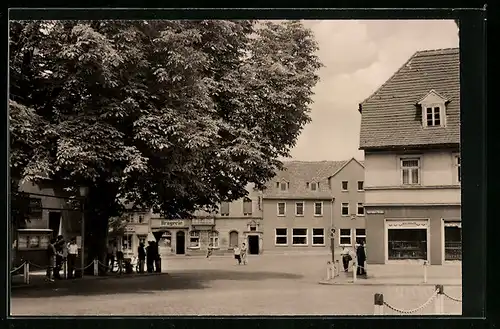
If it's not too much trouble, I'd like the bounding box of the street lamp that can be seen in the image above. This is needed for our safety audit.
[79,186,89,278]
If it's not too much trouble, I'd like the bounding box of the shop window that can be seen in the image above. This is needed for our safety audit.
[275,228,288,245]
[312,228,325,245]
[161,231,172,248]
[388,229,427,260]
[292,228,307,245]
[209,231,219,248]
[189,231,200,248]
[17,232,51,250]
[339,229,352,246]
[444,222,462,260]
[122,235,133,251]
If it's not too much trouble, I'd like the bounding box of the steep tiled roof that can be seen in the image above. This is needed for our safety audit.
[263,160,347,199]
[359,48,460,149]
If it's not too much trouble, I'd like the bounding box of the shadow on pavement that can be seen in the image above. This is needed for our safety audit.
[11,269,303,299]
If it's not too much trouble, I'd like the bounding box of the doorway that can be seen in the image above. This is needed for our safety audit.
[176,231,185,255]
[48,212,61,239]
[248,235,259,255]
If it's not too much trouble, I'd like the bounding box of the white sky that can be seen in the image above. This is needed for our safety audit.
[288,20,459,161]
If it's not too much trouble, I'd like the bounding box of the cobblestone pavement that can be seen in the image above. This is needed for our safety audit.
[10,254,462,316]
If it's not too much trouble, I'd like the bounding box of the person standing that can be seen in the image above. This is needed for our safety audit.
[233,245,241,265]
[341,246,352,272]
[146,241,154,273]
[106,242,114,272]
[356,241,367,276]
[206,243,213,260]
[154,241,161,273]
[46,238,56,282]
[240,243,248,265]
[54,235,65,279]
[67,238,78,278]
[137,242,146,273]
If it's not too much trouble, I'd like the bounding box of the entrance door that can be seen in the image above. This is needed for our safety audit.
[176,231,185,255]
[248,235,259,255]
[48,212,61,239]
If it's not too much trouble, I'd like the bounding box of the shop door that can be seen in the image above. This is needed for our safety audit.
[248,235,259,255]
[176,231,185,255]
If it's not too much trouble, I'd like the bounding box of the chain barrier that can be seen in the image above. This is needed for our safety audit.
[443,292,462,303]
[10,262,26,274]
[382,289,439,315]
[26,260,94,271]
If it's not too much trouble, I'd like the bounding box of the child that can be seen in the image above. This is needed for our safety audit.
[233,245,241,265]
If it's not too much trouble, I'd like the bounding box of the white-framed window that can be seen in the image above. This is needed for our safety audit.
[209,231,219,248]
[295,202,304,216]
[277,182,289,191]
[309,182,319,191]
[220,202,230,216]
[455,155,461,183]
[341,181,348,191]
[424,106,444,127]
[401,158,420,185]
[314,202,323,217]
[341,203,349,216]
[189,230,200,248]
[243,197,252,216]
[277,202,286,216]
[357,181,364,191]
[339,228,352,246]
[357,203,365,216]
[122,234,133,251]
[355,228,366,245]
[138,214,145,223]
[275,228,288,245]
[292,228,308,246]
[312,228,325,246]
[160,231,171,248]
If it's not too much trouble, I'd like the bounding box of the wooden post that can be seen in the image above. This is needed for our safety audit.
[24,262,30,284]
[423,261,428,283]
[435,284,444,314]
[352,262,357,283]
[93,259,99,276]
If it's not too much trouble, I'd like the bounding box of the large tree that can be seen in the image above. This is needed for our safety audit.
[9,20,322,264]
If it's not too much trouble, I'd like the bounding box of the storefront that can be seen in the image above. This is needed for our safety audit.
[150,219,189,256]
[385,219,429,262]
[442,219,462,261]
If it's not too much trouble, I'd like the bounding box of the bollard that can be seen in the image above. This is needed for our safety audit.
[434,284,444,314]
[326,261,331,280]
[93,259,99,276]
[374,293,384,315]
[63,261,67,279]
[423,261,428,283]
[25,262,30,285]
[23,262,27,284]
[352,262,357,282]
[335,259,340,277]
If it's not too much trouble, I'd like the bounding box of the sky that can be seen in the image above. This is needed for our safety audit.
[288,20,459,161]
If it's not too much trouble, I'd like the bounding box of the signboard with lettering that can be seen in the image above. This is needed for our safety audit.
[151,219,186,228]
[387,220,428,229]
[192,218,215,226]
[366,210,385,214]
[125,226,135,232]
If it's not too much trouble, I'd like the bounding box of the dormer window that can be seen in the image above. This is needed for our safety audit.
[417,89,448,128]
[310,182,318,191]
[278,182,288,191]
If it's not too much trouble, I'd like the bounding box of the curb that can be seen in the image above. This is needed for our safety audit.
[11,272,168,290]
[318,280,462,287]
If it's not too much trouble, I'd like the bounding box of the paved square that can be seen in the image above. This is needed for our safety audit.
[10,254,462,316]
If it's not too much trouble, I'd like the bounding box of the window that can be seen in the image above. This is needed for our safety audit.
[341,181,348,191]
[295,202,304,216]
[455,155,461,183]
[209,231,219,248]
[138,214,145,223]
[357,203,365,216]
[258,196,262,210]
[314,202,323,216]
[161,231,171,248]
[275,228,288,245]
[277,202,286,216]
[17,232,51,250]
[189,231,200,248]
[243,197,252,216]
[280,182,288,191]
[401,158,420,185]
[355,228,366,245]
[28,197,43,218]
[312,228,325,246]
[220,202,230,216]
[229,231,239,247]
[310,182,318,191]
[292,228,308,245]
[357,181,364,191]
[339,229,352,246]
[425,106,442,127]
[341,203,349,216]
[122,234,133,251]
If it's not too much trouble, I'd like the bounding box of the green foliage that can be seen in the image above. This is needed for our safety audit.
[9,20,322,219]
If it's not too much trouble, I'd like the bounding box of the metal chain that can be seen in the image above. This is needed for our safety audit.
[383,289,439,314]
[10,262,26,274]
[443,292,462,303]
[75,261,95,271]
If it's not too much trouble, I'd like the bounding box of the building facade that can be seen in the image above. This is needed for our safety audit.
[358,48,461,265]
[261,159,365,254]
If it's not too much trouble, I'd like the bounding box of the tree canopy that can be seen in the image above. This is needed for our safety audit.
[10,20,322,221]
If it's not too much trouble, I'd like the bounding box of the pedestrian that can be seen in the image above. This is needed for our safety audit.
[233,245,241,265]
[356,240,367,276]
[106,241,115,272]
[67,237,78,278]
[206,243,213,260]
[341,246,352,272]
[46,238,56,282]
[154,241,161,273]
[146,241,154,273]
[54,235,65,279]
[137,242,146,273]
[240,243,248,265]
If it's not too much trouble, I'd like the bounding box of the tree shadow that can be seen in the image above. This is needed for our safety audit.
[11,269,303,299]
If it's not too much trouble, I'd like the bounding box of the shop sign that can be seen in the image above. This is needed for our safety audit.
[366,210,384,214]
[387,220,428,228]
[191,218,214,225]
[160,220,185,227]
[125,226,135,232]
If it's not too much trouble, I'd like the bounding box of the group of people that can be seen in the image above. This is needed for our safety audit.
[340,240,367,276]
[46,235,79,282]
[106,240,161,274]
[233,243,248,265]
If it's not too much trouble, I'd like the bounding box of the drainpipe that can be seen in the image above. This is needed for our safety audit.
[330,197,335,264]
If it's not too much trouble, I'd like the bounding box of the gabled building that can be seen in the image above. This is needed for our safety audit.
[358,48,461,265]
[261,159,365,253]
